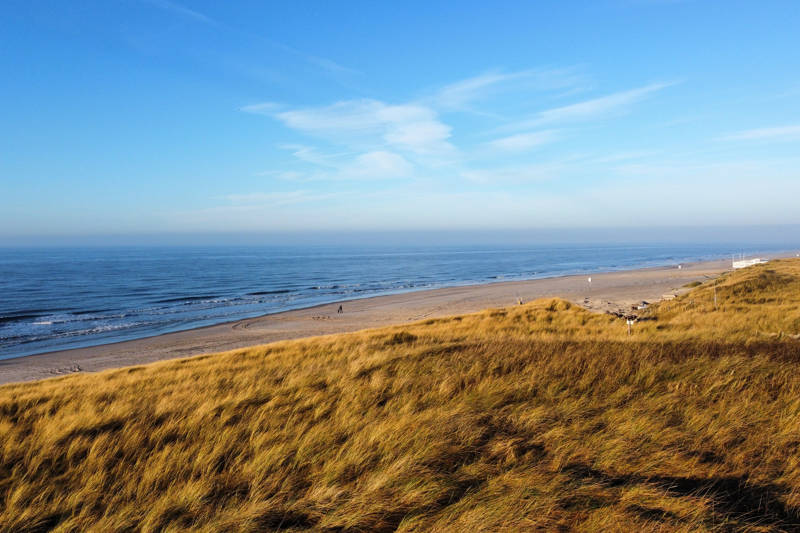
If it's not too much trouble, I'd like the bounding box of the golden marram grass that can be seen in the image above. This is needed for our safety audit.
[3,260,800,532]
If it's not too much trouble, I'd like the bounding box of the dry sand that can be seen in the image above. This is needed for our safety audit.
[0,258,743,384]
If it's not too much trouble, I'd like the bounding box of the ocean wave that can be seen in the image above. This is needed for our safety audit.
[0,314,43,325]
[308,284,344,290]
[28,312,130,325]
[153,295,220,304]
[246,289,292,296]
[2,321,162,346]
[2,243,790,359]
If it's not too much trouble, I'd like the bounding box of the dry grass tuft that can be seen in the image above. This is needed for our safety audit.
[3,260,800,531]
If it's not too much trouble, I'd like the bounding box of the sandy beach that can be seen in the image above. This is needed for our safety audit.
[0,257,752,385]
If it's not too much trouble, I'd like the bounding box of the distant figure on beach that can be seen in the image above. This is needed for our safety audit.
[337,305,343,314]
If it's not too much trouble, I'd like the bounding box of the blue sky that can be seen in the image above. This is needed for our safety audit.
[2,0,800,241]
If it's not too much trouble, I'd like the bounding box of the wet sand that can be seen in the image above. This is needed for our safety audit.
[0,258,746,384]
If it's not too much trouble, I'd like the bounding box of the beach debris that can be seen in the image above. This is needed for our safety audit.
[661,293,677,301]
[49,364,82,375]
[606,310,654,322]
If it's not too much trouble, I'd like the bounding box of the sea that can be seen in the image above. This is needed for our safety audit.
[0,243,794,360]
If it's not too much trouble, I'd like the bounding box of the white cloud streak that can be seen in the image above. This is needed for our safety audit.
[718,125,800,142]
[433,68,585,110]
[343,151,414,179]
[487,130,560,152]
[499,82,675,131]
[241,74,676,192]
[277,144,344,168]
[140,1,357,79]
[240,102,282,115]
[246,99,455,156]
[143,0,217,24]
[262,149,414,181]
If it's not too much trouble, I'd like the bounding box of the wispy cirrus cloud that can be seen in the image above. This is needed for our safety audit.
[143,0,217,25]
[718,125,800,142]
[433,68,586,110]
[499,82,676,131]
[240,102,283,115]
[139,0,358,79]
[245,98,455,156]
[587,150,658,164]
[253,170,306,180]
[272,100,383,132]
[277,144,346,168]
[297,53,358,76]
[341,151,414,179]
[486,130,560,152]
[270,42,359,77]
[260,149,414,182]
[241,72,674,188]
[538,83,669,123]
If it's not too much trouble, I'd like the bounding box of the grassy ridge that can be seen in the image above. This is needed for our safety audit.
[2,260,800,531]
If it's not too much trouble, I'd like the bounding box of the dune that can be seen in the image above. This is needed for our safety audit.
[2,260,800,530]
[0,257,739,384]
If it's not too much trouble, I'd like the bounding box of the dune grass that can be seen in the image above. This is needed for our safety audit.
[2,260,800,531]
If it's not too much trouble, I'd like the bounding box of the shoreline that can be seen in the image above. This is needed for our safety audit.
[0,254,789,385]
[5,259,697,358]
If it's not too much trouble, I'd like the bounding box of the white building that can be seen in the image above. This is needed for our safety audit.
[732,257,768,269]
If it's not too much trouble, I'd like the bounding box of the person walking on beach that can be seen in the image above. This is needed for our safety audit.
[337,305,343,314]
